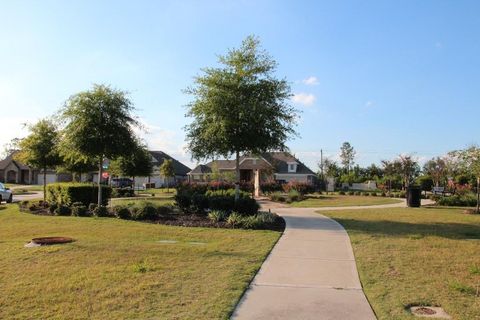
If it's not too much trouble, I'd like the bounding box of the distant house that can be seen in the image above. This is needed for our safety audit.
[188,152,316,184]
[0,152,70,184]
[132,151,191,188]
[0,150,191,188]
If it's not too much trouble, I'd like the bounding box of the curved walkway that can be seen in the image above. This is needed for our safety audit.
[232,199,433,320]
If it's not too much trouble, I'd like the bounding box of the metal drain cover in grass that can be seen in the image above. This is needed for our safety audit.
[25,237,74,247]
[410,306,451,319]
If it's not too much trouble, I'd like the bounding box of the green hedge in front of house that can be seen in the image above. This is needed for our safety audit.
[46,183,112,206]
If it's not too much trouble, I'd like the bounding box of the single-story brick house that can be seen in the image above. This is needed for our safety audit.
[0,151,191,188]
[0,152,71,184]
[188,152,316,184]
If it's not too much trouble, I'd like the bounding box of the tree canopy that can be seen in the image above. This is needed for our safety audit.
[110,141,153,180]
[160,159,175,192]
[340,142,355,172]
[59,84,140,205]
[184,36,298,198]
[15,119,62,200]
[423,157,447,187]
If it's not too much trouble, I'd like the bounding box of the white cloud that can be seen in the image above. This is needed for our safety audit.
[302,76,319,86]
[0,116,42,158]
[292,93,316,106]
[135,118,195,168]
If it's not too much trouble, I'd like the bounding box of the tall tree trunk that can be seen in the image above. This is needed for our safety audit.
[166,176,169,193]
[132,176,135,195]
[477,177,479,214]
[97,157,103,207]
[235,151,240,201]
[43,165,47,202]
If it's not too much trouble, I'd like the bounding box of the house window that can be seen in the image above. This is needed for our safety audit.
[288,163,297,173]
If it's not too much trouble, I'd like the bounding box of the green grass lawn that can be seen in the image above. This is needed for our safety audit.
[322,207,480,320]
[143,188,177,195]
[0,205,280,319]
[289,194,402,208]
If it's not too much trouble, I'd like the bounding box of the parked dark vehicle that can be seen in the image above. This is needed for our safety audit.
[111,178,133,188]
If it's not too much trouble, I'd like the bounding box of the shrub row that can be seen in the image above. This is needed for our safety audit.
[270,190,304,203]
[282,181,316,195]
[437,194,477,207]
[111,188,135,198]
[19,200,174,220]
[208,210,279,229]
[176,181,254,195]
[46,183,112,206]
[175,190,259,216]
[260,182,284,194]
[111,203,174,220]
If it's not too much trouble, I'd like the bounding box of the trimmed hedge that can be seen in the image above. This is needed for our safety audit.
[46,183,112,206]
[111,188,134,198]
[176,181,254,195]
[438,194,477,207]
[174,187,259,216]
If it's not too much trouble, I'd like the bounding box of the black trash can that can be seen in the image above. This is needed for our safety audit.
[407,185,421,207]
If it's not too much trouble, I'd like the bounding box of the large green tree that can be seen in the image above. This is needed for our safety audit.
[423,157,447,187]
[110,141,153,191]
[456,146,480,212]
[184,36,298,199]
[339,142,355,173]
[396,155,420,190]
[59,84,139,205]
[159,159,175,193]
[15,119,62,201]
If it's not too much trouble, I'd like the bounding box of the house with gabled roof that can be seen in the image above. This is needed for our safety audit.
[128,151,191,188]
[188,151,316,184]
[1,150,191,188]
[0,152,71,184]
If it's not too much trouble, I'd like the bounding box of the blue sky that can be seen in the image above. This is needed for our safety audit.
[1,1,479,170]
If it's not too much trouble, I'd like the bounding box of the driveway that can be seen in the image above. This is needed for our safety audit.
[12,192,43,202]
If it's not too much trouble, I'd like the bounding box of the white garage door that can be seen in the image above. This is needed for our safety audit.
[149,176,165,188]
[37,174,57,185]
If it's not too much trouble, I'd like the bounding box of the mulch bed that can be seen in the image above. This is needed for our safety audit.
[18,206,286,232]
[155,214,286,232]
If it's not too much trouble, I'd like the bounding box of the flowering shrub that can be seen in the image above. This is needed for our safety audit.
[282,181,315,195]
[176,181,253,194]
[454,183,472,196]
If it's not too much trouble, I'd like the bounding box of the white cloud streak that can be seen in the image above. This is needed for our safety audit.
[292,93,316,106]
[302,76,319,85]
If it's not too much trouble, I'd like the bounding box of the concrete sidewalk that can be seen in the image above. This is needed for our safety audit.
[231,206,377,320]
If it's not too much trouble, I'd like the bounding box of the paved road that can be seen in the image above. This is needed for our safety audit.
[12,191,43,202]
[232,199,434,320]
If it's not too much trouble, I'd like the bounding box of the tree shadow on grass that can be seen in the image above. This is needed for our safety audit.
[332,218,480,240]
